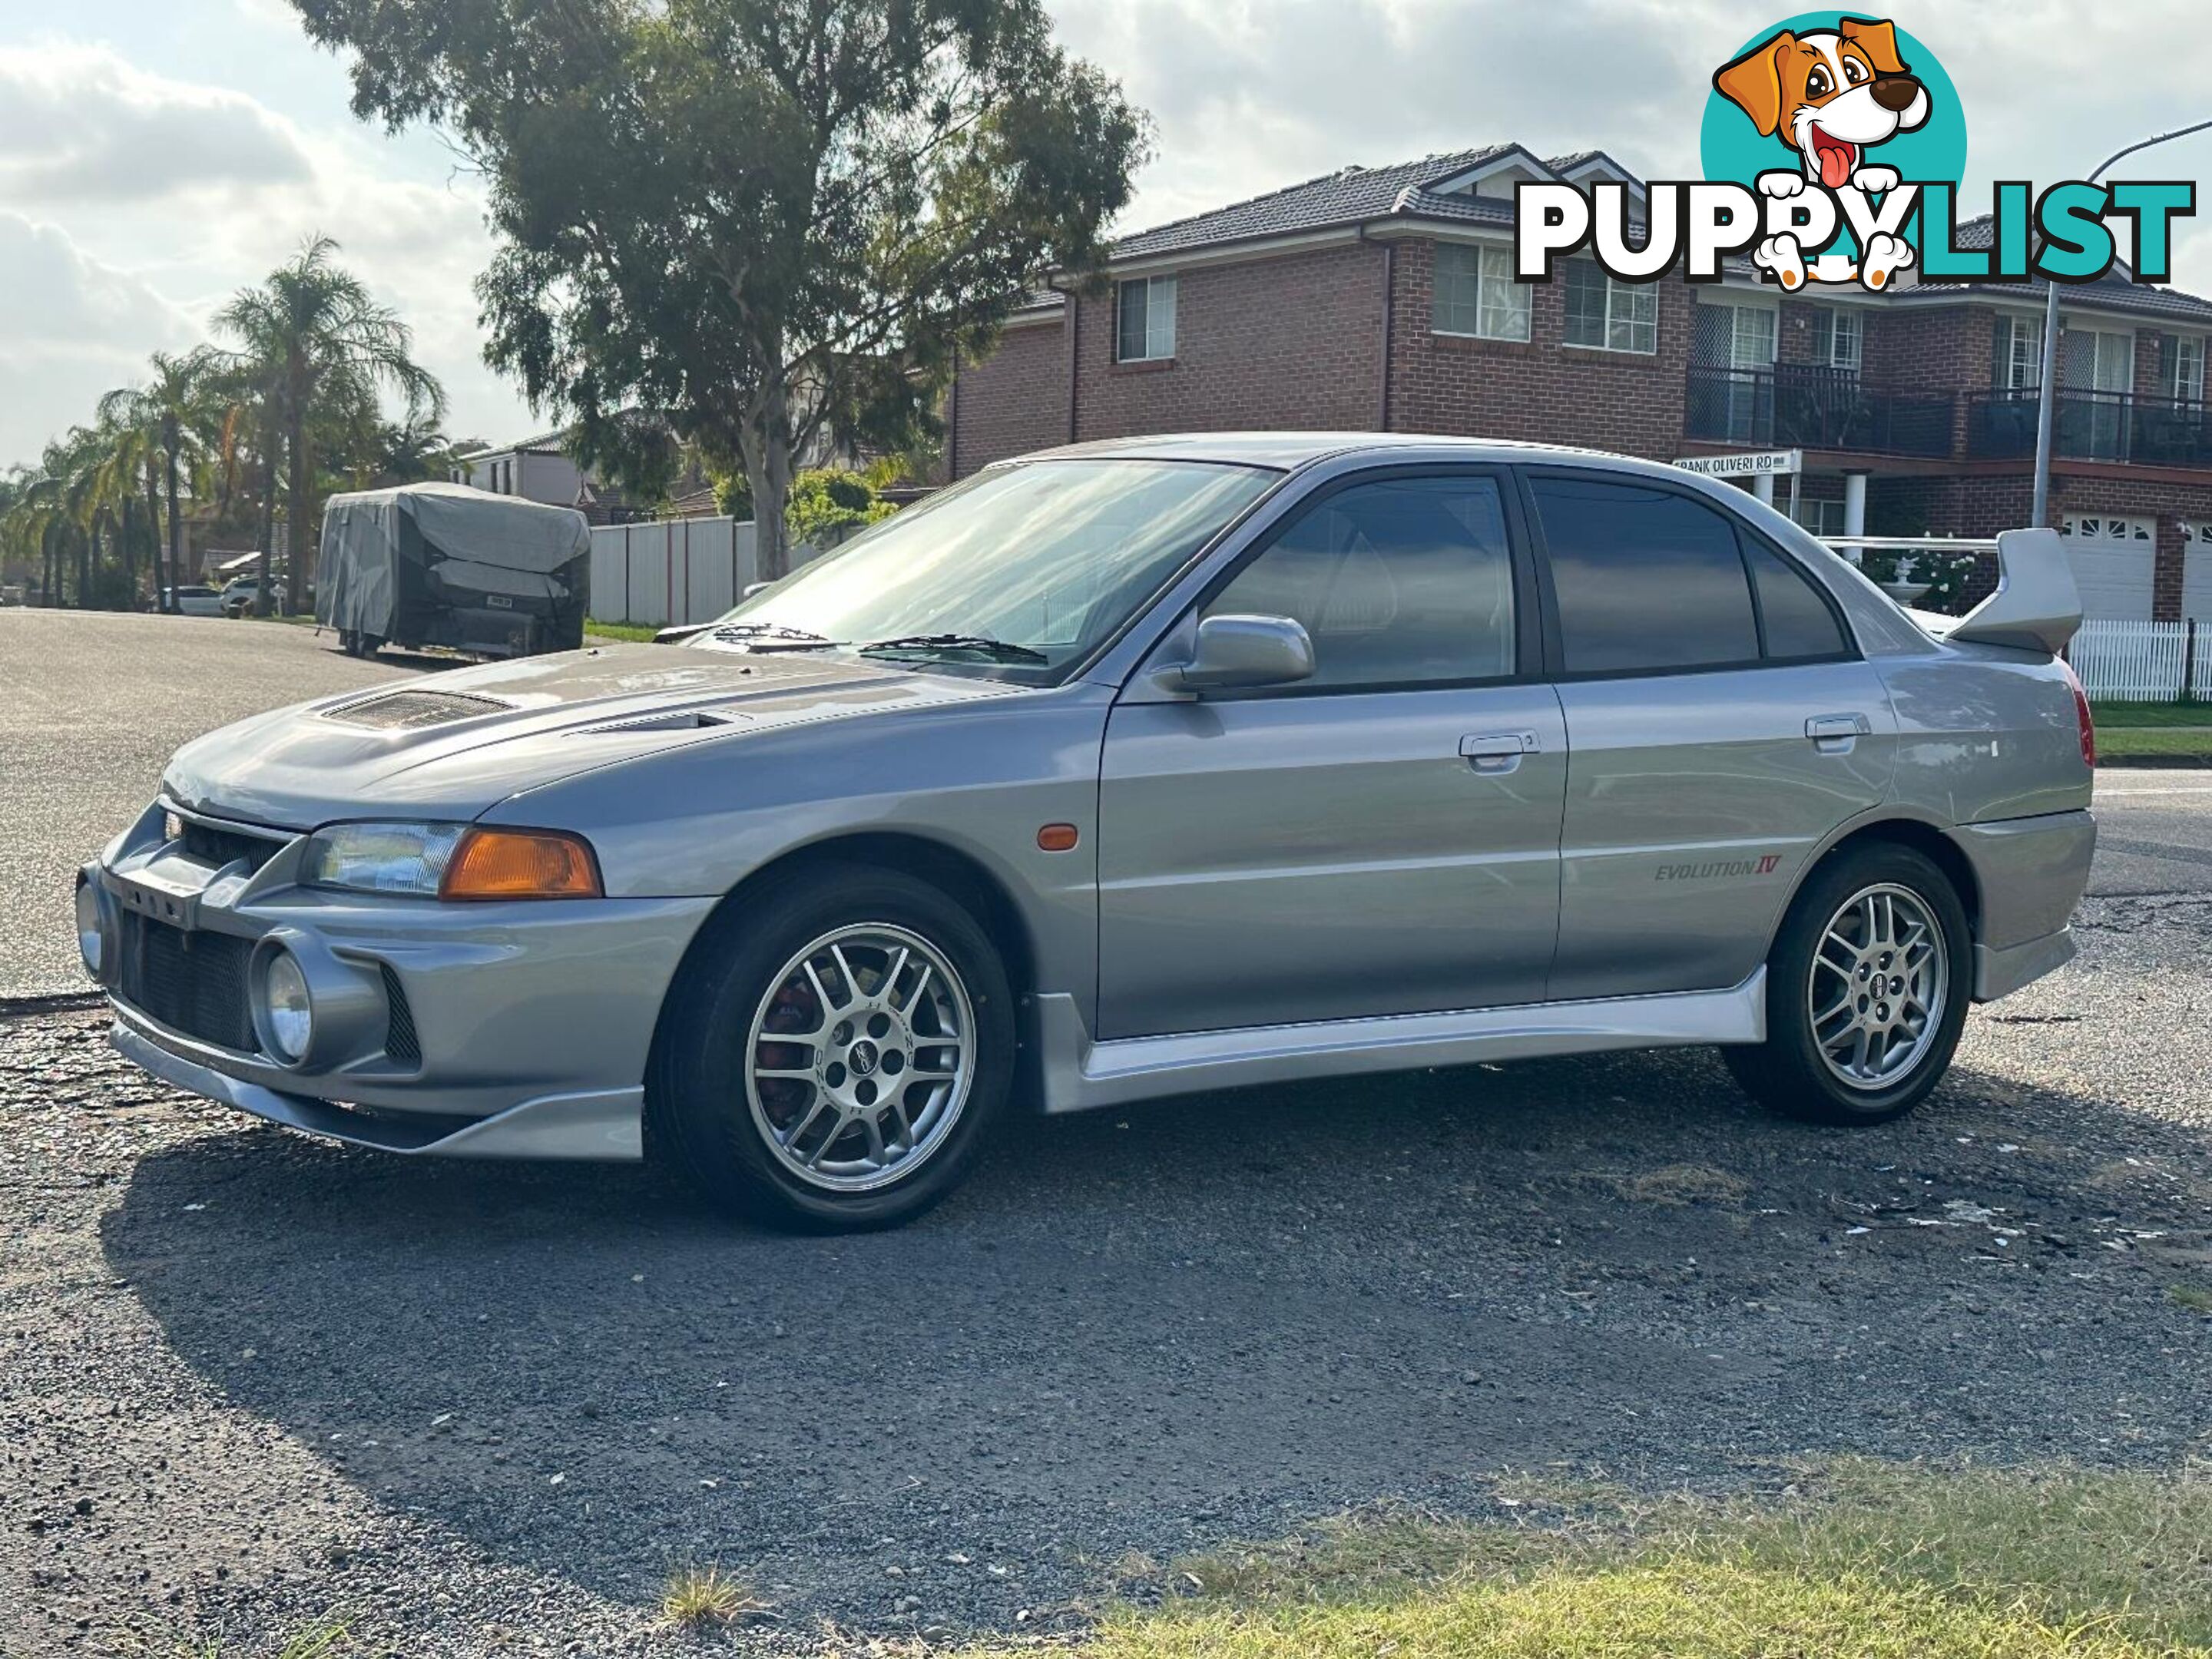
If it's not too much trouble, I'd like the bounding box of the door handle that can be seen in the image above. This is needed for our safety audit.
[1805,713,1871,748]
[1460,731,1539,773]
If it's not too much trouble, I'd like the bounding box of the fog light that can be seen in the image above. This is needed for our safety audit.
[260,949,313,1063]
[75,882,104,977]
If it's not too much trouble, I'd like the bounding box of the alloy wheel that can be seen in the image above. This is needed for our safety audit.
[1807,882,1949,1091]
[743,924,975,1192]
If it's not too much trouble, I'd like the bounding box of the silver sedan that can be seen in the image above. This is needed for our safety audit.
[81,434,2096,1230]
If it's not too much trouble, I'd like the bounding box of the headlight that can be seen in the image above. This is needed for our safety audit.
[300,822,468,896]
[300,822,603,900]
[259,949,313,1063]
[75,881,104,976]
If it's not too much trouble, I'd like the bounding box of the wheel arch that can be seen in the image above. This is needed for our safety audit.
[1786,814,1984,943]
[643,830,1042,1104]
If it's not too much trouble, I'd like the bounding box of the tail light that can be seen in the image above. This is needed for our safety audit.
[2060,659,2096,767]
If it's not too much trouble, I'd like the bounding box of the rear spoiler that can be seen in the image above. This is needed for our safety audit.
[1822,531,2082,656]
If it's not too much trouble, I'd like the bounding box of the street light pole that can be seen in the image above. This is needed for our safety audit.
[2031,118,2212,528]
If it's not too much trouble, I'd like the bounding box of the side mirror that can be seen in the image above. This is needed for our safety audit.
[1153,614,1315,695]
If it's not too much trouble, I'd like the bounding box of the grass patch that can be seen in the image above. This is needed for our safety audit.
[2091,700,2210,727]
[584,617,661,643]
[2170,1284,2212,1313]
[661,1561,767,1631]
[975,1461,2212,1658]
[176,1614,357,1658]
[2099,726,2212,760]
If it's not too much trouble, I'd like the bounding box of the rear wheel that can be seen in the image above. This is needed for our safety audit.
[649,866,1015,1230]
[1724,843,1971,1125]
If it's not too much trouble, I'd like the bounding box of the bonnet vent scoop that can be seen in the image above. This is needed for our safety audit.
[323,689,514,730]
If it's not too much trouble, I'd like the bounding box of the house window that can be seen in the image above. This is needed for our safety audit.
[1116,276,1177,362]
[2169,335,2204,402]
[1432,243,1530,341]
[1793,497,1847,538]
[1564,258,1657,353]
[1998,316,2040,390]
[1813,306,1863,372]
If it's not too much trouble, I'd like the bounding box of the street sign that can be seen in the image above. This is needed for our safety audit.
[1672,449,1802,478]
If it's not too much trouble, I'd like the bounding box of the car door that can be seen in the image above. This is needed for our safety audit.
[1096,468,1568,1039]
[1522,468,1896,1003]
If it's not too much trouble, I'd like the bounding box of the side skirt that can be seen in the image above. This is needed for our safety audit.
[1031,971,1767,1114]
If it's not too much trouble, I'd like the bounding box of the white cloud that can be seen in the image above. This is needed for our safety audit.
[0,213,199,465]
[0,42,313,204]
[0,40,532,466]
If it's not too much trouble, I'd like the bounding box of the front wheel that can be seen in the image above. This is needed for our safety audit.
[1724,843,1972,1125]
[649,866,1015,1230]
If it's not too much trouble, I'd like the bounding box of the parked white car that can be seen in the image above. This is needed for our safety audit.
[163,587,225,618]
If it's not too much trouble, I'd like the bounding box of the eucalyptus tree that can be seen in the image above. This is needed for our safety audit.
[286,0,1147,580]
[215,236,445,613]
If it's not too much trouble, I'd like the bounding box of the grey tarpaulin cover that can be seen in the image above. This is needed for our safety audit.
[317,482,590,637]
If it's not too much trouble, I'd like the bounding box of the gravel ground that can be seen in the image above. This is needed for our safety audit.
[3,891,2209,1656]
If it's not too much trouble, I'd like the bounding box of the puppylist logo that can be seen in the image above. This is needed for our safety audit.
[1515,13,2196,294]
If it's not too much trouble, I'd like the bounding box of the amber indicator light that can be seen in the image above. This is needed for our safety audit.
[1036,823,1080,853]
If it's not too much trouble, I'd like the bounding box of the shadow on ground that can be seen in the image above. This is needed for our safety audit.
[99,1045,2212,1628]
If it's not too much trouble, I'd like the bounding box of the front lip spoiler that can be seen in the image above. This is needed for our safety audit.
[110,1022,643,1161]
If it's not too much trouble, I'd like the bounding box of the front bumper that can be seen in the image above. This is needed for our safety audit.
[84,800,717,1160]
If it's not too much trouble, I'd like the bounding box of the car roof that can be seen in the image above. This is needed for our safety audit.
[1006,431,1690,478]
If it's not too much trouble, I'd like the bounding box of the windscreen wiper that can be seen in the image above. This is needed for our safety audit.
[709,621,838,650]
[856,633,1049,664]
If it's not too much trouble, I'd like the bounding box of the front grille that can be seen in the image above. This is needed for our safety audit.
[113,914,257,1053]
[323,689,511,730]
[177,818,282,874]
[379,963,422,1067]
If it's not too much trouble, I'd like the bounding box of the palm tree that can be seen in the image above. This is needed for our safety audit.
[100,349,229,612]
[214,236,445,614]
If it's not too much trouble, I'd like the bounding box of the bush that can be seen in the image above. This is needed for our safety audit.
[785,467,896,545]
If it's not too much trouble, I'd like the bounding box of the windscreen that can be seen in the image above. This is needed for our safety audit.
[694,459,1281,678]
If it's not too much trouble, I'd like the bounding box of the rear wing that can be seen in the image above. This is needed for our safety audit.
[1822,531,2082,657]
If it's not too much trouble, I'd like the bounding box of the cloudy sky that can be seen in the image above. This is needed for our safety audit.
[6,0,2212,469]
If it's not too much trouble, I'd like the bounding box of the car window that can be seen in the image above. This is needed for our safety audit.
[1204,475,1516,689]
[1528,475,1759,674]
[1743,538,1849,659]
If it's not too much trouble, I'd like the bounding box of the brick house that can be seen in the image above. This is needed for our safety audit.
[945,144,2212,624]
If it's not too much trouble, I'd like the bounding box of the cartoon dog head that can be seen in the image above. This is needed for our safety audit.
[1714,17,1930,190]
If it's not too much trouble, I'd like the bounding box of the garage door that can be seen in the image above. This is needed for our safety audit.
[2061,514,2155,620]
[2183,522,2212,621]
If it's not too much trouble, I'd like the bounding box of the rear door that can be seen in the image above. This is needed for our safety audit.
[1522,469,1895,1002]
[1096,468,1566,1038]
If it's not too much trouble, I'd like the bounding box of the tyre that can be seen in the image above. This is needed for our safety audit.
[1724,842,1972,1125]
[648,864,1015,1230]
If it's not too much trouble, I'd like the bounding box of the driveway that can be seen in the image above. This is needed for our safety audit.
[2,884,2209,1655]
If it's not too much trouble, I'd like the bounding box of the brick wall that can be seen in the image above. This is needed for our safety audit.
[1069,243,1387,442]
[949,313,1068,478]
[1386,240,1694,459]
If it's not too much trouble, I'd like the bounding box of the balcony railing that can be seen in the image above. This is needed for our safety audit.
[1965,388,2212,468]
[1684,365,1955,458]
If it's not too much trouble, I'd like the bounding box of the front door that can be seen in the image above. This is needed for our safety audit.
[1097,470,1567,1039]
[1522,469,1896,1002]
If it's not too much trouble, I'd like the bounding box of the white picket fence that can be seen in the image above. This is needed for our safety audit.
[2066,618,2209,701]
[588,517,837,628]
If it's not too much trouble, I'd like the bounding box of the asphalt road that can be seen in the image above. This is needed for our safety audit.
[4,605,2208,996]
[0,610,413,998]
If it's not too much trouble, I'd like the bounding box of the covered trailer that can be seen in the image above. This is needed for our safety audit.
[316,483,590,660]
